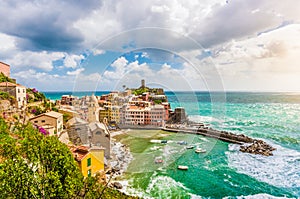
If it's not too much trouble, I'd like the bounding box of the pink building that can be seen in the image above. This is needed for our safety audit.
[0,62,10,77]
[150,105,166,126]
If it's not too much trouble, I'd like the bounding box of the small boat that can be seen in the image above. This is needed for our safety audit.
[178,165,188,170]
[154,157,164,164]
[161,140,168,144]
[177,141,188,145]
[186,145,194,149]
[195,148,206,153]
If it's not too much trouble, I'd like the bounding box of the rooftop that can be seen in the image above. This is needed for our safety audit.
[0,82,24,87]
[44,111,63,118]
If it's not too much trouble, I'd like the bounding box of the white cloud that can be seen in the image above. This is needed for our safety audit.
[63,54,85,68]
[209,24,300,91]
[7,51,64,71]
[67,68,85,76]
[141,52,149,58]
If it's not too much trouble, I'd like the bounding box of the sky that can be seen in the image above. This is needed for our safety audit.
[0,0,300,92]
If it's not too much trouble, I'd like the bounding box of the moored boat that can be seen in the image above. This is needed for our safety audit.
[155,157,164,164]
[186,145,194,149]
[178,165,188,170]
[195,148,206,153]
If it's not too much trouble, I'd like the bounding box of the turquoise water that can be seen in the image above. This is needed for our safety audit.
[45,92,300,198]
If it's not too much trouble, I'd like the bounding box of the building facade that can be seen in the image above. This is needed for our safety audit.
[0,82,27,109]
[70,145,105,177]
[0,61,10,77]
[89,122,111,159]
[29,111,63,135]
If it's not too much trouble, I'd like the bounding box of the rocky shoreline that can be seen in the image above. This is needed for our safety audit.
[107,131,133,190]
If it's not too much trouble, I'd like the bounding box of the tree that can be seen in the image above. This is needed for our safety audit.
[0,119,138,199]
[0,119,84,198]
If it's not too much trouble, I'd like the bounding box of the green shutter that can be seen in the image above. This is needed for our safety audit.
[87,158,91,167]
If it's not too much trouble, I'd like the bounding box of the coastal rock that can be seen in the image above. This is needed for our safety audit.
[239,140,276,156]
[113,182,123,189]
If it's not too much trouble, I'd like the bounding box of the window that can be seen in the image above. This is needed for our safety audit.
[87,169,91,177]
[87,158,91,167]
[34,121,38,123]
[41,120,45,123]
[23,89,25,93]
[18,89,20,93]
[96,131,101,135]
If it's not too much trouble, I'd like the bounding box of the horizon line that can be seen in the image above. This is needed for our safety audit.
[40,90,300,93]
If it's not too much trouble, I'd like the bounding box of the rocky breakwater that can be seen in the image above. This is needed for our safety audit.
[240,139,276,156]
[197,128,276,156]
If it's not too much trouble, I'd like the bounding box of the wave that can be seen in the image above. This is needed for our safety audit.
[226,141,300,196]
[145,175,193,199]
[224,193,296,199]
[188,115,223,123]
[121,174,197,199]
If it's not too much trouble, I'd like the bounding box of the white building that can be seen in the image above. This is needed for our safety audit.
[0,82,26,109]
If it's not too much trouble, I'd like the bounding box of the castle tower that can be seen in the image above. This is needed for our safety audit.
[141,79,145,88]
[87,95,100,123]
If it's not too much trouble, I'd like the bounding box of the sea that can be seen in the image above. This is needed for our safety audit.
[44,91,300,199]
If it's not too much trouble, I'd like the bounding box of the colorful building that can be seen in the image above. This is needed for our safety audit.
[0,82,27,109]
[89,122,111,159]
[0,61,10,77]
[99,106,111,123]
[29,111,63,135]
[70,145,105,177]
[87,95,100,123]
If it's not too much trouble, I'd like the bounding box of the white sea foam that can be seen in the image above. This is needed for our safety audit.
[226,141,300,190]
[189,115,223,123]
[145,175,192,198]
[199,137,209,142]
[119,174,195,199]
[189,194,203,199]
[224,193,297,199]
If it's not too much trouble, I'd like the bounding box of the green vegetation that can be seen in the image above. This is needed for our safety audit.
[0,119,83,198]
[0,91,15,103]
[153,99,162,104]
[26,88,47,103]
[0,72,15,83]
[0,119,137,199]
[132,87,149,95]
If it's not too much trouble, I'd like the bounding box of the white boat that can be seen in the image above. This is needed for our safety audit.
[195,148,206,153]
[178,165,188,170]
[186,145,194,149]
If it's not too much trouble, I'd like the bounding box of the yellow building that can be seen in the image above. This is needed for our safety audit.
[70,145,105,177]
[99,106,111,123]
[111,106,121,123]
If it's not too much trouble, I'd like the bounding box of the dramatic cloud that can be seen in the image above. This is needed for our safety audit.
[0,0,101,51]
[0,0,299,91]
